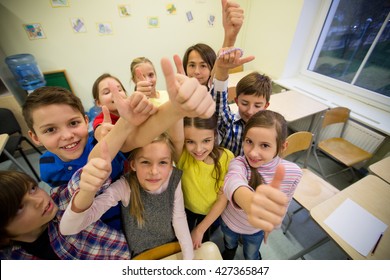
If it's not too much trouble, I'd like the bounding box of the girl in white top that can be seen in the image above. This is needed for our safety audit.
[130,57,169,107]
[221,110,302,260]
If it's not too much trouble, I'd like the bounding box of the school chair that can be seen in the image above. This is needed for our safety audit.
[312,107,372,179]
[0,108,42,181]
[282,131,339,234]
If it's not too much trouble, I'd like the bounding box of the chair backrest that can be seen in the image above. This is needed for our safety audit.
[282,131,313,168]
[0,108,22,136]
[321,107,350,129]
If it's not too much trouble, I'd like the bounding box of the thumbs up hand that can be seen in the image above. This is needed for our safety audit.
[247,164,289,232]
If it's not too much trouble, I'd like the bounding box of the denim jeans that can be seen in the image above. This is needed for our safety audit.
[221,219,264,260]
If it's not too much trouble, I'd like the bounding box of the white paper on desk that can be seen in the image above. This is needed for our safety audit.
[324,198,387,256]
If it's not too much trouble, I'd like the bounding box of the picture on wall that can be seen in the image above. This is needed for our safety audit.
[166,3,177,15]
[118,5,131,17]
[23,23,46,40]
[147,17,159,28]
[50,0,69,8]
[208,14,215,27]
[96,22,113,35]
[70,18,87,33]
[186,11,193,22]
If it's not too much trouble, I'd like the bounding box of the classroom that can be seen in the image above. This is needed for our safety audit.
[0,0,389,267]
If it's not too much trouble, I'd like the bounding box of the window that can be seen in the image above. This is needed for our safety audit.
[302,0,390,111]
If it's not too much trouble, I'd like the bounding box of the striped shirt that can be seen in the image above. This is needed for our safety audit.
[212,79,245,157]
[222,156,302,235]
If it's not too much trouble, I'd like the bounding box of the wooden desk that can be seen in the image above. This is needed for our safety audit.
[229,90,328,131]
[162,241,222,260]
[0,133,31,175]
[310,175,390,260]
[369,156,390,184]
[268,90,328,130]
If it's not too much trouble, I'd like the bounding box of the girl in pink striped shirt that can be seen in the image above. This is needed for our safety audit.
[221,110,302,260]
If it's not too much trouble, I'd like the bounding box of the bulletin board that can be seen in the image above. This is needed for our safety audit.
[43,70,74,93]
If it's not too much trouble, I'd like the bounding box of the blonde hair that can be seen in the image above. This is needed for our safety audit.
[127,133,175,227]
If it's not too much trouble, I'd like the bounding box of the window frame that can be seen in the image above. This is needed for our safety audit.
[298,0,390,112]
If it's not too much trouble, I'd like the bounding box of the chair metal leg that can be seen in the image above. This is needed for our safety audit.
[2,149,32,176]
[283,206,304,234]
[288,236,330,260]
[18,149,41,182]
[23,137,43,155]
[313,149,326,178]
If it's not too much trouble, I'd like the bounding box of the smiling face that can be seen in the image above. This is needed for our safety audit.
[185,50,211,86]
[235,94,269,123]
[184,125,215,163]
[5,183,58,243]
[133,62,157,94]
[96,77,126,114]
[243,126,281,168]
[130,142,173,192]
[29,104,89,162]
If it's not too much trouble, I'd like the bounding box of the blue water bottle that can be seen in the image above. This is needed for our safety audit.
[5,53,46,91]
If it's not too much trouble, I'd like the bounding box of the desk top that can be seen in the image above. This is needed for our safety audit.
[369,157,390,184]
[0,133,9,154]
[311,175,390,260]
[268,90,328,123]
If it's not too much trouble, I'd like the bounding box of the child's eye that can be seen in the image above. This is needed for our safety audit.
[160,161,169,165]
[43,127,56,134]
[140,161,150,165]
[29,185,38,194]
[185,140,194,144]
[69,120,81,127]
[245,139,252,144]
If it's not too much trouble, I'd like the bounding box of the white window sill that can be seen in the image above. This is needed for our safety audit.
[275,76,390,136]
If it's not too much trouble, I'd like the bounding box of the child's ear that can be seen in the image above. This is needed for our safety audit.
[28,130,42,146]
[264,102,270,109]
[129,161,136,171]
[84,114,89,124]
[281,141,288,156]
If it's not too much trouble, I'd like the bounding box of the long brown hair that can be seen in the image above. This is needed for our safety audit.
[127,133,175,228]
[243,110,287,189]
[183,113,225,193]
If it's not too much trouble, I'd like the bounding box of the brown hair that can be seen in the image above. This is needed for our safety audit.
[22,86,86,133]
[243,110,287,189]
[236,71,272,103]
[0,171,37,248]
[182,43,216,87]
[92,73,127,102]
[183,113,226,193]
[127,133,175,228]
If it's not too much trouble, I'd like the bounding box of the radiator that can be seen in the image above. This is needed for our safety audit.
[289,116,386,154]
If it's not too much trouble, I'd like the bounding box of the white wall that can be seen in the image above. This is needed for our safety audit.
[0,0,303,110]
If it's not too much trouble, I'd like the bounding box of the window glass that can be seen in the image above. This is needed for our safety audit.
[308,0,390,98]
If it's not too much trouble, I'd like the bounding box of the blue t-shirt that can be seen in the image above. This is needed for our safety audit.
[39,136,126,231]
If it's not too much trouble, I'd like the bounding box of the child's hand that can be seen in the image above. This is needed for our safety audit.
[161,57,215,119]
[247,164,289,232]
[79,140,112,195]
[94,106,114,141]
[191,227,204,250]
[135,68,154,99]
[173,54,186,75]
[216,47,255,69]
[222,0,244,47]
[111,81,158,126]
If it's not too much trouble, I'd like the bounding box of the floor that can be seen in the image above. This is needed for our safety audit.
[0,148,365,260]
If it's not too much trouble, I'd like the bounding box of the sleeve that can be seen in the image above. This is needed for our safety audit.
[59,177,130,235]
[92,113,104,130]
[223,157,253,208]
[212,78,235,138]
[171,181,194,260]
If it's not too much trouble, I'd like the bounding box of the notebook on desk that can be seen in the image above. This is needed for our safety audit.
[324,198,388,256]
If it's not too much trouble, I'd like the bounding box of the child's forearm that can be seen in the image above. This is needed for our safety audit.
[195,194,227,234]
[232,186,254,214]
[121,101,183,152]
[71,190,95,213]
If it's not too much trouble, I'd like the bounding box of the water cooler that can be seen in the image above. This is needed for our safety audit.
[5,53,46,92]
